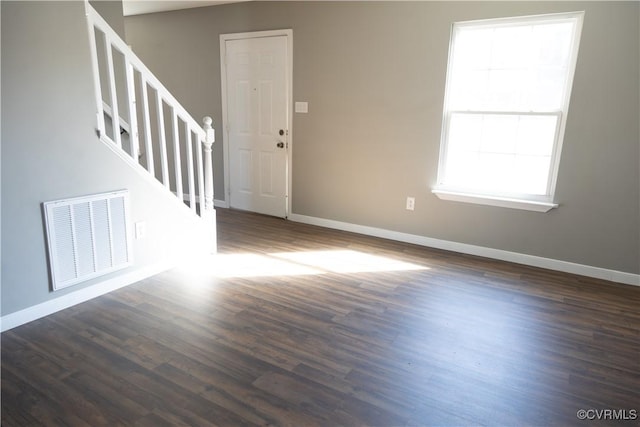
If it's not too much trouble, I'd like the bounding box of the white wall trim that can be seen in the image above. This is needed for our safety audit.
[214,199,229,208]
[181,192,229,208]
[288,213,640,287]
[0,263,170,333]
[432,189,558,212]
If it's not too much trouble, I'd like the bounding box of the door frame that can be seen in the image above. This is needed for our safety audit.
[220,29,293,217]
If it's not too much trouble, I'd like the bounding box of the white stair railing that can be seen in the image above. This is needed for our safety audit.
[84,3,215,224]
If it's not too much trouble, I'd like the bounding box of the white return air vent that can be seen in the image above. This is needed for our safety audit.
[43,190,133,291]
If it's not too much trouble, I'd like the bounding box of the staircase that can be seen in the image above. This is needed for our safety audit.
[84,3,216,249]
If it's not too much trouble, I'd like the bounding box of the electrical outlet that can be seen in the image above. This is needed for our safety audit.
[406,197,415,211]
[135,221,146,239]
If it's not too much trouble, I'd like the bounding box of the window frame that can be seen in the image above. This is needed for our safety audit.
[433,11,585,212]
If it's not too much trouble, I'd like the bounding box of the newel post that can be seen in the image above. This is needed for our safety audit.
[202,116,215,218]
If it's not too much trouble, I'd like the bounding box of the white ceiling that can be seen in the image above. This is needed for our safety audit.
[123,0,252,16]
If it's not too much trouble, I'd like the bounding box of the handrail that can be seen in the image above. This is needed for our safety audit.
[84,3,215,225]
[87,5,205,140]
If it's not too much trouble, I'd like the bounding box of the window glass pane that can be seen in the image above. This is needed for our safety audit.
[477,153,515,192]
[533,22,574,68]
[529,68,566,110]
[491,25,533,69]
[445,113,557,194]
[448,114,482,152]
[454,27,493,69]
[444,151,480,188]
[450,69,489,110]
[480,115,518,154]
[450,18,575,113]
[487,69,527,110]
[445,152,551,195]
[513,155,551,194]
[516,115,557,156]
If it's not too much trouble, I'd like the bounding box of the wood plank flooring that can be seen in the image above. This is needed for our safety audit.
[2,208,639,426]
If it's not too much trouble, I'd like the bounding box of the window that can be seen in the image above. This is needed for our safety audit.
[433,12,584,212]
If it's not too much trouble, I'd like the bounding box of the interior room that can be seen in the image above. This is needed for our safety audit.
[2,1,638,425]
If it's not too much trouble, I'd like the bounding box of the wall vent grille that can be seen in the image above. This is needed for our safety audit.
[43,190,133,291]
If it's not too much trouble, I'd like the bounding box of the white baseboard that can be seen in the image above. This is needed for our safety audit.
[181,192,229,209]
[214,199,229,208]
[0,263,170,332]
[288,213,640,287]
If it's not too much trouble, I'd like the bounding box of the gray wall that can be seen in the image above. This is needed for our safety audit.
[125,1,640,275]
[89,0,126,40]
[1,1,212,316]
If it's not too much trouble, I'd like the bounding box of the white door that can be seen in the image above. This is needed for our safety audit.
[223,34,290,218]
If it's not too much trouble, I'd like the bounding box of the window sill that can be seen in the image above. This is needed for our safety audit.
[432,189,558,212]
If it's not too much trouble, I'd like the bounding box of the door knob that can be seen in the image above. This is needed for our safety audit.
[276,141,284,148]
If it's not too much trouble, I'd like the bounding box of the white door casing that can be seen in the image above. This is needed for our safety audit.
[220,30,292,218]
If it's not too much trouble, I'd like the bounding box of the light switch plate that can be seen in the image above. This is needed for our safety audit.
[135,221,146,239]
[295,102,308,113]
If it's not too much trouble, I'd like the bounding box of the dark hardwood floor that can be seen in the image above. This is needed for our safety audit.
[2,208,639,426]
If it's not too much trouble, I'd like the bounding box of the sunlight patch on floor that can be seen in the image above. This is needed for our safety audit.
[179,249,429,280]
[205,253,323,278]
[270,250,428,274]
